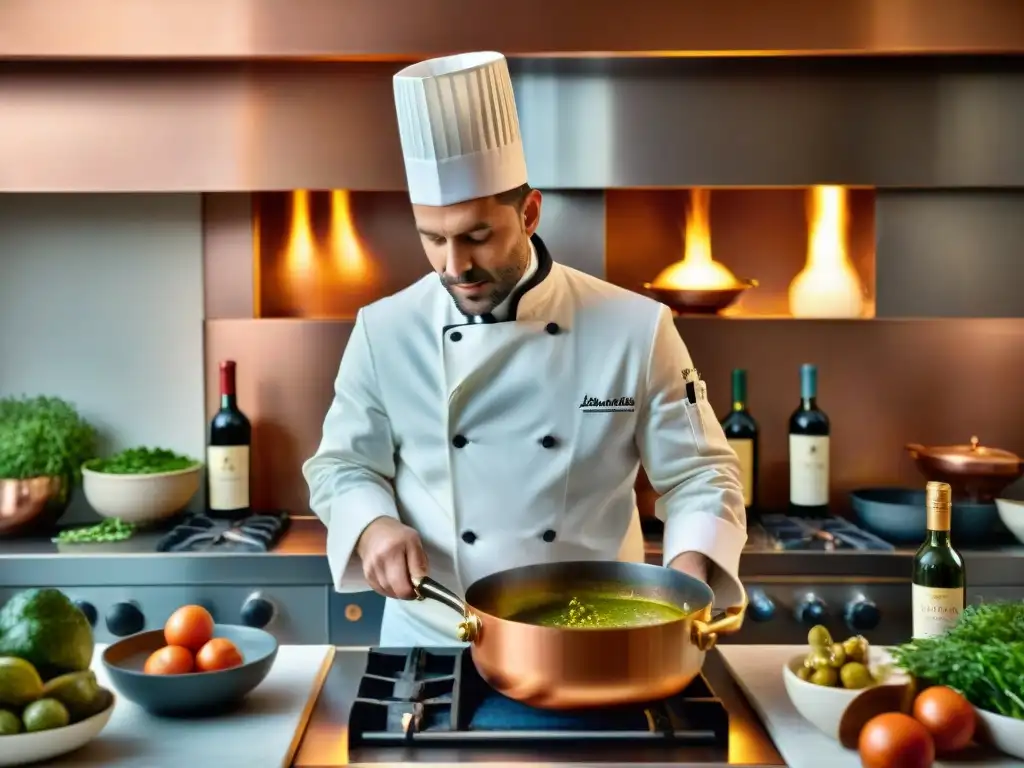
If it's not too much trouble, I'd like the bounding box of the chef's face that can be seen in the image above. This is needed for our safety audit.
[413,187,543,316]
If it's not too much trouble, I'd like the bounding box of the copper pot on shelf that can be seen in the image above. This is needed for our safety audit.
[0,476,69,536]
[643,278,758,315]
[413,560,746,710]
[905,436,1023,502]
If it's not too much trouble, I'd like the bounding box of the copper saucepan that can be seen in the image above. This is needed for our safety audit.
[413,560,747,710]
[906,436,1023,501]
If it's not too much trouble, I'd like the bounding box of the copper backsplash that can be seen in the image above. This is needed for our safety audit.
[3,0,1021,59]
[205,317,1024,516]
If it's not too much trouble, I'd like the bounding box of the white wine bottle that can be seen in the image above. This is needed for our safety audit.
[911,481,966,639]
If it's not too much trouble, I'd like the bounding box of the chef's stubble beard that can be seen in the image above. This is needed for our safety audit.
[442,234,531,316]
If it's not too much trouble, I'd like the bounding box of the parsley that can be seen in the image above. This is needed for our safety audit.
[890,602,1024,720]
[0,396,98,490]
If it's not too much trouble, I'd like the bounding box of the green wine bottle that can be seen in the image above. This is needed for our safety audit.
[720,369,759,512]
[911,481,966,639]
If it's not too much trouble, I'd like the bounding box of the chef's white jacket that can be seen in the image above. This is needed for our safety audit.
[303,235,747,647]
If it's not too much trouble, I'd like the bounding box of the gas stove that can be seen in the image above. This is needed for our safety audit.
[347,647,729,759]
[755,514,894,552]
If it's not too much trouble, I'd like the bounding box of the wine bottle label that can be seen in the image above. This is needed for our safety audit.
[789,434,829,506]
[727,438,754,507]
[207,445,250,510]
[912,584,964,639]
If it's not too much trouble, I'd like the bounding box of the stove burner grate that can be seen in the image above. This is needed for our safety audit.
[349,647,729,746]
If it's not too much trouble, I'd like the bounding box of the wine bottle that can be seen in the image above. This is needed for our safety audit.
[720,368,759,512]
[912,481,966,639]
[207,360,252,519]
[788,363,830,516]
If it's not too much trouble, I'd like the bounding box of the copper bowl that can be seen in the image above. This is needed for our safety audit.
[0,476,69,537]
[643,279,758,315]
[906,436,1023,502]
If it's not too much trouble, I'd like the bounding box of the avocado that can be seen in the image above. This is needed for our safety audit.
[0,589,94,679]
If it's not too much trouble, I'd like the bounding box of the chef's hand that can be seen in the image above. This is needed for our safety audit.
[355,516,429,600]
[669,551,709,583]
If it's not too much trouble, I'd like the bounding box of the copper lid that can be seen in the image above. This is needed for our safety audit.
[907,436,1021,466]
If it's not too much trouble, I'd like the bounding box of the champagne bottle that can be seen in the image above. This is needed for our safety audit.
[788,363,830,516]
[721,369,759,512]
[207,360,252,519]
[912,481,966,639]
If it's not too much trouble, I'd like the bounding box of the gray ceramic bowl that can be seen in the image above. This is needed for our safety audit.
[102,623,278,716]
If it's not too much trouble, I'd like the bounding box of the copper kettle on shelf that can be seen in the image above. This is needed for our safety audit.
[905,436,1023,502]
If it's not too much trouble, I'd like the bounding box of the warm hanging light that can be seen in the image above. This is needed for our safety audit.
[788,186,865,318]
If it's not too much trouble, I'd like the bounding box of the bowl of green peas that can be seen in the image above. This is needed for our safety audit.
[81,447,202,525]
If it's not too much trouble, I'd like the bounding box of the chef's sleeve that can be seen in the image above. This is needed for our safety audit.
[302,309,399,593]
[636,306,747,609]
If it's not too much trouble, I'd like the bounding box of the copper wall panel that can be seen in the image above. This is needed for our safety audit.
[203,194,255,319]
[205,319,353,514]
[2,0,1023,58]
[606,189,876,317]
[205,317,1024,516]
[3,60,1024,191]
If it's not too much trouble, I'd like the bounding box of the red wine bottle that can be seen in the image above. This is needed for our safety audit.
[207,360,252,519]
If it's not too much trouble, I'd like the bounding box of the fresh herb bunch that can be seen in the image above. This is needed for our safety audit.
[0,396,98,484]
[87,446,198,475]
[891,602,1024,720]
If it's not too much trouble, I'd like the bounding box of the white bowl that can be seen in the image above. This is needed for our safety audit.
[82,462,201,524]
[0,695,115,767]
[782,648,910,741]
[975,706,1024,761]
[995,498,1024,545]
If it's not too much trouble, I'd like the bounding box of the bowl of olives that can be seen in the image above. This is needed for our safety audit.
[782,625,909,741]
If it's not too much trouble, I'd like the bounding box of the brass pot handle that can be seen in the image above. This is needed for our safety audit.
[905,443,925,459]
[690,591,749,653]
[411,576,482,643]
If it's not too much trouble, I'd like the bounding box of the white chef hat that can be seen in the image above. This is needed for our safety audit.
[393,51,529,207]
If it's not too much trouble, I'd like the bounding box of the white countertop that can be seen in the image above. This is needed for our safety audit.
[47,644,333,768]
[718,645,1022,768]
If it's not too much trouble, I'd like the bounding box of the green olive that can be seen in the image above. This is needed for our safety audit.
[807,625,833,648]
[842,635,869,664]
[807,650,835,670]
[839,661,874,690]
[829,642,846,668]
[796,666,812,681]
[810,667,839,687]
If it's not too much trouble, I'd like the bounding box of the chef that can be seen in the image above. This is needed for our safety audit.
[303,51,747,648]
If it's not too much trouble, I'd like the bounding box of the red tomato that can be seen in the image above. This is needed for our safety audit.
[164,605,215,652]
[912,685,976,753]
[859,712,935,768]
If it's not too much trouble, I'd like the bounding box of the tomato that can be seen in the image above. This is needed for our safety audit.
[143,645,195,675]
[859,712,935,768]
[912,685,976,753]
[164,605,215,652]
[195,638,244,672]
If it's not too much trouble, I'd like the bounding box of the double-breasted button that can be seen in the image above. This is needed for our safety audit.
[452,434,468,449]
[542,529,557,543]
[462,531,478,544]
[540,435,557,449]
[545,322,560,335]
[449,331,463,342]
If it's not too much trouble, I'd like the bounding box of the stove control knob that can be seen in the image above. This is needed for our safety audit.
[106,601,145,637]
[241,593,275,629]
[747,589,776,622]
[795,595,829,626]
[73,600,98,628]
[845,597,881,632]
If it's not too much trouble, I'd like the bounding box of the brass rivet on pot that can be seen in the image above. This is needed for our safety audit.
[344,604,363,622]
